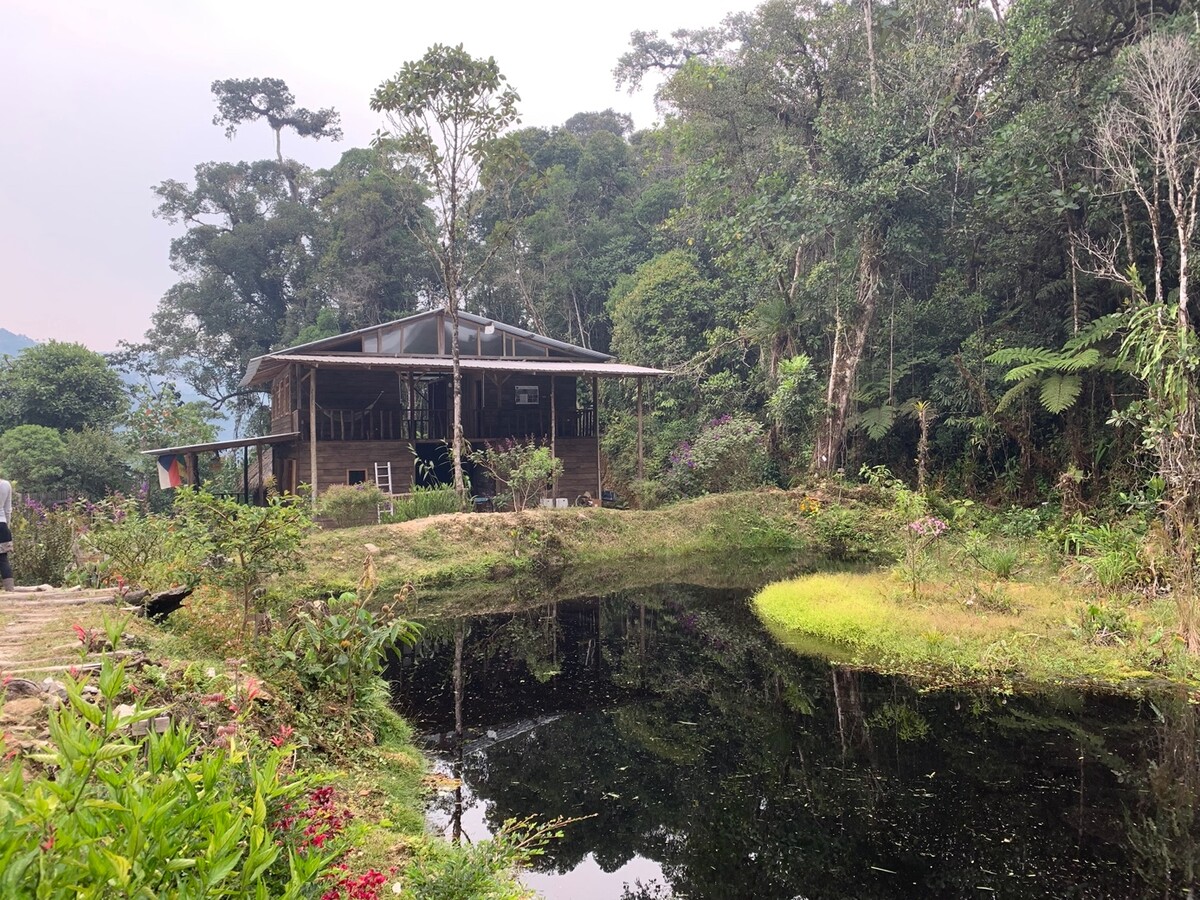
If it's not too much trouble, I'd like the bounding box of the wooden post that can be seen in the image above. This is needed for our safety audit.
[242,446,250,504]
[593,375,602,508]
[550,374,558,501]
[308,367,318,505]
[407,373,415,439]
[636,377,645,481]
[256,443,264,504]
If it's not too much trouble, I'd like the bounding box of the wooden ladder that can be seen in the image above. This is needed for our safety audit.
[374,461,394,522]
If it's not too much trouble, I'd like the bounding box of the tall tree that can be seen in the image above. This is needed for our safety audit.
[1094,31,1200,648]
[371,44,521,495]
[211,77,342,200]
[0,342,126,432]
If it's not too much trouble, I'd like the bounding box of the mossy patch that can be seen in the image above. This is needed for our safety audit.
[753,571,1198,690]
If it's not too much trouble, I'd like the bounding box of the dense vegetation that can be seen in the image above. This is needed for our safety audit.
[115,0,1195,503]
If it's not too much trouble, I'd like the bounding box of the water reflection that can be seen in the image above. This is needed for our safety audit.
[392,583,1200,899]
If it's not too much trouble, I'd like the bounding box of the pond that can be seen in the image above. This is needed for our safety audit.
[391,577,1200,899]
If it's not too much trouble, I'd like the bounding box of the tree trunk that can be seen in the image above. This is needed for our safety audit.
[812,230,881,473]
[450,303,465,496]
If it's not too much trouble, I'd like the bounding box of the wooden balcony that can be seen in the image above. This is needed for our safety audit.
[295,408,596,442]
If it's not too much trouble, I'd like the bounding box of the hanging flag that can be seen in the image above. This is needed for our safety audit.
[157,455,185,489]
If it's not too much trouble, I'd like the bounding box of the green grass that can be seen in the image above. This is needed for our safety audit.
[283,487,894,600]
[754,571,1197,690]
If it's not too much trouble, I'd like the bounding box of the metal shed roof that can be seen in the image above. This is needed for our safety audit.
[139,432,301,457]
[241,354,668,387]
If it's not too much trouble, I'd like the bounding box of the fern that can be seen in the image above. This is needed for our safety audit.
[857,404,896,440]
[1040,374,1083,413]
[994,377,1039,415]
[986,322,1119,416]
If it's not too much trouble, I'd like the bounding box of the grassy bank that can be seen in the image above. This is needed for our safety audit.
[754,570,1199,690]
[286,487,885,600]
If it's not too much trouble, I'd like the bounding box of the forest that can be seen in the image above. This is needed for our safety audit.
[105,0,1194,513]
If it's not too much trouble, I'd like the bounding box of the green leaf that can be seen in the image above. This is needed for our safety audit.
[1040,373,1083,414]
[1056,348,1100,372]
[994,378,1038,415]
[857,404,895,440]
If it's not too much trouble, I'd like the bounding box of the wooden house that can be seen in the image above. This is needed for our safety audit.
[147,310,666,505]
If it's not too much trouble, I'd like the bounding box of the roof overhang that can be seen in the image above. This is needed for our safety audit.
[140,432,301,457]
[240,355,669,389]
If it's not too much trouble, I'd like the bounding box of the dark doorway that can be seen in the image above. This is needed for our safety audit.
[414,442,482,491]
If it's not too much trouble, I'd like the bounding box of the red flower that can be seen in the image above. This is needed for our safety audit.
[270,724,295,748]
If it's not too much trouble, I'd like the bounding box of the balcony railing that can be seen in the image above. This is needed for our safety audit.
[298,408,596,442]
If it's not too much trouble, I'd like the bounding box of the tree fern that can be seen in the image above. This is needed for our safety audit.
[1040,373,1083,413]
[857,404,896,440]
[986,325,1118,416]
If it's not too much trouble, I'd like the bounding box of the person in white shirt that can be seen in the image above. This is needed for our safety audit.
[0,475,12,591]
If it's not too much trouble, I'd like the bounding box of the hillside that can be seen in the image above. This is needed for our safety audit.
[0,328,36,357]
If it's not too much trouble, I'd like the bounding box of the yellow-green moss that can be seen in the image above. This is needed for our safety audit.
[754,571,1196,690]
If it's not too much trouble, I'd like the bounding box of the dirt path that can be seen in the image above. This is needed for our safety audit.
[0,588,121,677]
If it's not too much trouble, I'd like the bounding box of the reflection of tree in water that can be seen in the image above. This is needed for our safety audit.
[1126,696,1200,895]
[396,584,1200,899]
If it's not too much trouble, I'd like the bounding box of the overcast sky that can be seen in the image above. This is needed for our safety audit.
[1,0,754,352]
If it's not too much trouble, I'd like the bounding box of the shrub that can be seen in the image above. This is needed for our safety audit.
[383,485,462,523]
[811,504,868,561]
[279,590,422,734]
[628,478,669,510]
[0,659,347,897]
[470,439,563,511]
[9,496,75,585]
[77,493,195,590]
[317,482,389,528]
[664,414,769,498]
[171,489,313,635]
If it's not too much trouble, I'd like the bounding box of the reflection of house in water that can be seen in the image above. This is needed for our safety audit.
[147,310,666,502]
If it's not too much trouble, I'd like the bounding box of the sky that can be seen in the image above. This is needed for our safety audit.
[0,0,753,353]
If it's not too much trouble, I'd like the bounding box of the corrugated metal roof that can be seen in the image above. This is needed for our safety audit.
[258,309,613,361]
[140,432,301,456]
[242,354,668,387]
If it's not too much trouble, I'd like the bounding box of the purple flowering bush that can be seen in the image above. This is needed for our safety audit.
[900,516,949,598]
[664,415,770,498]
[10,495,76,585]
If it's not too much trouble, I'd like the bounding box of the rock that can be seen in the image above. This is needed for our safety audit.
[3,678,43,698]
[131,715,172,737]
[40,679,68,700]
[144,586,192,621]
[1,697,46,725]
[113,703,136,722]
[364,543,381,555]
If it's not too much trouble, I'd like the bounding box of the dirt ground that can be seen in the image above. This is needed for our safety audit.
[0,588,120,677]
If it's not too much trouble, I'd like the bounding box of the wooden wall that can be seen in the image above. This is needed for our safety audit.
[552,437,600,501]
[274,440,416,496]
[273,435,599,502]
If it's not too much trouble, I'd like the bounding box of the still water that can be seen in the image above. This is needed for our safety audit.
[392,581,1200,899]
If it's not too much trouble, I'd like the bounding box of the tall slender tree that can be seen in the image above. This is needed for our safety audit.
[371,44,521,495]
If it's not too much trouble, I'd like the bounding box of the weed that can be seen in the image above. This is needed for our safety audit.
[383,486,463,523]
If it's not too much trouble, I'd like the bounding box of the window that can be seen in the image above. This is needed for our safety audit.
[514,385,539,406]
[347,469,367,485]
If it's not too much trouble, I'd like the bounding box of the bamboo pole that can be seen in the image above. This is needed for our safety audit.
[308,367,318,505]
[256,443,264,504]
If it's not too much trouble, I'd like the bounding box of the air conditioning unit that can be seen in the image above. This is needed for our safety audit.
[514,385,539,406]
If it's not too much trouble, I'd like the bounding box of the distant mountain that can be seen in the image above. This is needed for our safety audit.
[0,329,36,357]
